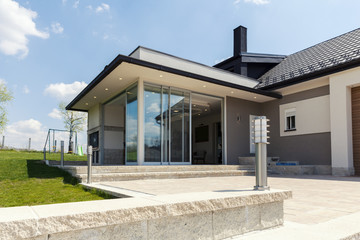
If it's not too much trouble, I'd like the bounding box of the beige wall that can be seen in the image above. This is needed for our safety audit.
[279,95,330,137]
[329,67,360,176]
[88,104,100,130]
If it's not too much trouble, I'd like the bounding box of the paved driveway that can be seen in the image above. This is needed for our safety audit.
[98,175,360,225]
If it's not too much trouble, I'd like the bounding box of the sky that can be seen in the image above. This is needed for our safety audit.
[0,0,360,150]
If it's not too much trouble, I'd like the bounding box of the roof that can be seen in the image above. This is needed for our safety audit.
[257,28,360,90]
[213,52,285,68]
[66,51,282,110]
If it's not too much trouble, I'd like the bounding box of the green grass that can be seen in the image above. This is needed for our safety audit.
[0,150,115,207]
[45,152,87,161]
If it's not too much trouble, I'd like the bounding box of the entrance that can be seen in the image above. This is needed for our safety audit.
[144,85,190,164]
[191,93,222,164]
[352,86,360,175]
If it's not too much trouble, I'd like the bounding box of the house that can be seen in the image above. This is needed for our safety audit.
[66,25,360,176]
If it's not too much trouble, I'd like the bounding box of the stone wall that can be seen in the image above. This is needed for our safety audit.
[0,190,291,240]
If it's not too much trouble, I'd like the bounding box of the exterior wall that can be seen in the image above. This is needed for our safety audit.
[88,104,100,131]
[226,96,262,164]
[329,67,360,176]
[103,104,125,165]
[262,85,331,165]
[279,95,330,137]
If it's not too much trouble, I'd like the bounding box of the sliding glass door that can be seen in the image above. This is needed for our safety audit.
[144,84,190,164]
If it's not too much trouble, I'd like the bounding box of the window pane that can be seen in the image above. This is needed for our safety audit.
[144,85,161,162]
[126,85,138,163]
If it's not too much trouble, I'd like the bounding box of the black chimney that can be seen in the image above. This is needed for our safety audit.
[233,26,247,56]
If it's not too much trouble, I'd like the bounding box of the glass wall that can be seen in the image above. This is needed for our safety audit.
[144,84,190,164]
[126,84,138,163]
[144,85,161,162]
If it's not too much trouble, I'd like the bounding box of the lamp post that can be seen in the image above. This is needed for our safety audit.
[253,116,270,191]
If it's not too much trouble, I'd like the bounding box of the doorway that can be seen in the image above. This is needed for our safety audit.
[191,93,223,164]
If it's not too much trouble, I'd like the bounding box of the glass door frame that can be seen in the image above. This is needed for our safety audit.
[143,82,191,165]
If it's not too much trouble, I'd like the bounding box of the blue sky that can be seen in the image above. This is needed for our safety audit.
[1,0,360,150]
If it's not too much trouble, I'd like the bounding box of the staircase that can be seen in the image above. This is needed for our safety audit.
[62,165,254,183]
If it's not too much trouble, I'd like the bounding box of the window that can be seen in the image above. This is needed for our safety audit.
[285,108,296,131]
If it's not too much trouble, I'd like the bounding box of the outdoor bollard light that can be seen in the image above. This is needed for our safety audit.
[253,116,270,191]
[87,145,93,184]
[60,141,64,167]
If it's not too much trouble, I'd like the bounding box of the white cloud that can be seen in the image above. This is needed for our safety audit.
[48,108,62,120]
[44,81,87,102]
[147,103,160,113]
[0,0,49,58]
[51,22,64,34]
[234,0,270,5]
[86,5,92,10]
[73,0,79,8]
[62,0,67,5]
[95,3,110,13]
[23,85,30,94]
[4,119,48,150]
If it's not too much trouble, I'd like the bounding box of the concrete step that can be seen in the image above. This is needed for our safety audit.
[76,169,255,182]
[64,165,244,175]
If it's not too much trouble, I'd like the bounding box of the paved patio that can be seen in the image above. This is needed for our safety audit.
[84,175,360,239]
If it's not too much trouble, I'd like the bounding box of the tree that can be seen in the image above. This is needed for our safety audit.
[59,102,87,153]
[0,82,14,133]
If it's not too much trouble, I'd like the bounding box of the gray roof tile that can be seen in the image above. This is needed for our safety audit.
[257,28,360,89]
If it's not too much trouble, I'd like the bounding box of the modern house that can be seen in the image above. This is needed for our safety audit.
[66,25,360,176]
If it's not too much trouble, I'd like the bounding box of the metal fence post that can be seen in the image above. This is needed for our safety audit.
[1,136,4,149]
[60,141,64,167]
[28,138,31,151]
[253,116,270,191]
[87,145,93,184]
[43,147,46,161]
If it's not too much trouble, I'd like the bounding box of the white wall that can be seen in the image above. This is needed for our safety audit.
[329,67,360,176]
[279,95,330,137]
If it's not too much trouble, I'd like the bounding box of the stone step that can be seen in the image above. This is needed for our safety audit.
[76,170,255,182]
[64,165,243,175]
[238,156,279,165]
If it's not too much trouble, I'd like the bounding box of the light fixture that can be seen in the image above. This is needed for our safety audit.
[85,103,89,105]
[160,74,163,78]
[202,85,206,88]
[174,110,179,113]
[119,77,123,80]
[105,88,109,91]
[94,96,97,99]
[254,96,257,99]
[193,104,196,107]
[205,109,208,112]
[198,113,201,116]
[231,91,234,94]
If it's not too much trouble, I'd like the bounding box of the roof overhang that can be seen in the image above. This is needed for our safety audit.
[67,54,282,112]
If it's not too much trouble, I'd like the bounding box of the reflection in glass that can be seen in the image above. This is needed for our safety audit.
[170,90,190,162]
[126,84,138,163]
[144,86,161,162]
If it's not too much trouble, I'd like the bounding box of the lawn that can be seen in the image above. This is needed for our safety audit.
[0,150,115,207]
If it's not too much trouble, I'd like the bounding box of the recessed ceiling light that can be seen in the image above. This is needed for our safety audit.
[193,104,196,107]
[202,85,206,88]
[174,110,179,113]
[119,77,123,80]
[205,109,208,112]
[198,113,201,116]
[85,103,89,105]
[105,88,109,91]
[254,96,257,99]
[231,91,234,94]
[94,96,97,99]
[160,74,163,78]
